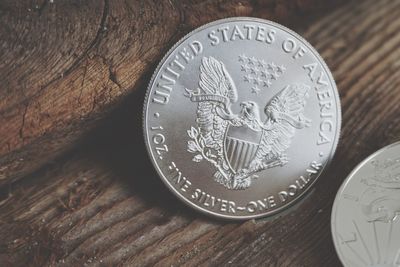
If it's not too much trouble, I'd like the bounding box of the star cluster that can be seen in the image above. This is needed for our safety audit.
[238,54,286,95]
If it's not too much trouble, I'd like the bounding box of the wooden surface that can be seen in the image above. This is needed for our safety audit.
[1,0,400,266]
[0,0,342,186]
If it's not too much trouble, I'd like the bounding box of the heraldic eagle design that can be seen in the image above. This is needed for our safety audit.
[185,56,311,190]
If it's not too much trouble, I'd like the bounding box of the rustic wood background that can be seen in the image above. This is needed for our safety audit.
[1,0,399,266]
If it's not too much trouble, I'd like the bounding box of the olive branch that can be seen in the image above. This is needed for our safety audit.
[186,127,219,165]
[187,127,237,187]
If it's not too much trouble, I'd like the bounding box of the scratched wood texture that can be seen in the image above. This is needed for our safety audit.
[1,0,400,266]
[0,0,343,187]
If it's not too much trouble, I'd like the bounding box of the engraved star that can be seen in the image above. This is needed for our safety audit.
[258,59,266,68]
[241,64,250,72]
[253,77,262,85]
[270,73,277,80]
[248,58,253,65]
[277,65,286,74]
[243,74,252,82]
[251,85,261,95]
[238,54,247,62]
[267,62,276,71]
[260,70,269,78]
[248,56,257,65]
[250,67,258,74]
[263,79,272,87]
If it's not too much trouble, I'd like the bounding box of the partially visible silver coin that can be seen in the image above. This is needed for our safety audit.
[332,142,400,267]
[144,17,341,219]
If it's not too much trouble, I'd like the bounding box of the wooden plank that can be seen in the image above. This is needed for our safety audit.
[0,0,344,186]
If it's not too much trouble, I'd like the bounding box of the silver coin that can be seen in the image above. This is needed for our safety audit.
[332,142,400,267]
[144,17,341,219]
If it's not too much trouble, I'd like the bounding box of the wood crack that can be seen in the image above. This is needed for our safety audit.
[18,102,29,140]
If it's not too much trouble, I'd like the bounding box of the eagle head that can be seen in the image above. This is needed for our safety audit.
[240,101,261,130]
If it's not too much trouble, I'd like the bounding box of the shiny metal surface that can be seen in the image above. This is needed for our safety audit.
[144,17,341,219]
[332,142,400,266]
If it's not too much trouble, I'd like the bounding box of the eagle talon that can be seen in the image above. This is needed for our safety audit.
[234,170,249,180]
[232,176,252,189]
[278,155,289,166]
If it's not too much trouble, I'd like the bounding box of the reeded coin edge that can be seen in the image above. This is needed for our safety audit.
[143,17,342,220]
[331,141,400,266]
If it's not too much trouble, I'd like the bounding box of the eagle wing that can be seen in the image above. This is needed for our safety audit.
[195,57,238,148]
[254,84,310,162]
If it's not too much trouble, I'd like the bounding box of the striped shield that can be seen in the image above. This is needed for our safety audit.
[224,125,262,173]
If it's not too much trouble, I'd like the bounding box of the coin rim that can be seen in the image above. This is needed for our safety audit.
[331,141,400,266]
[143,17,342,220]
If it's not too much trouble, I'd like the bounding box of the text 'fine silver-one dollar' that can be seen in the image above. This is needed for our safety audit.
[332,142,400,267]
[144,17,341,219]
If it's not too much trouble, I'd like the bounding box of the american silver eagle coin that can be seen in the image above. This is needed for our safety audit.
[332,142,400,266]
[144,17,341,219]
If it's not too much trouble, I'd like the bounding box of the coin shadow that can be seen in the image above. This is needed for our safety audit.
[80,80,207,220]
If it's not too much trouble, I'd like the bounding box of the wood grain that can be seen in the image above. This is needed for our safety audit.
[0,0,343,186]
[1,0,400,266]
